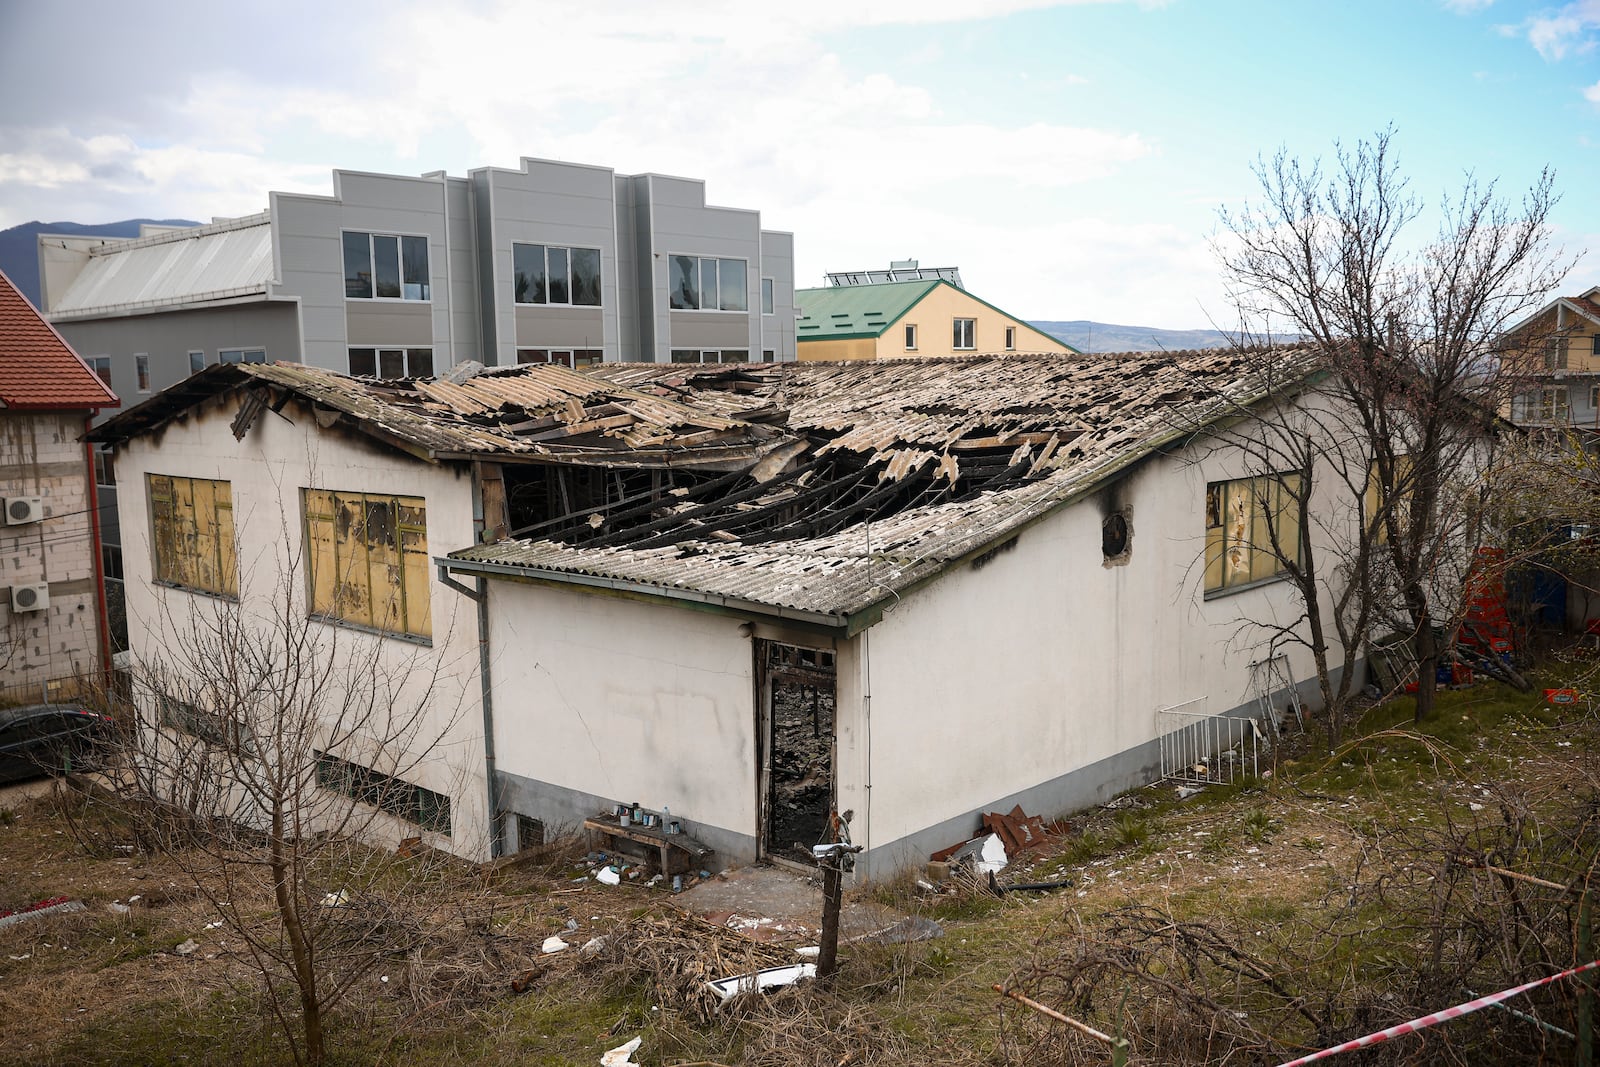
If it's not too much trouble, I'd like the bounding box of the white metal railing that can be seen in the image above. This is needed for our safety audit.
[1157,696,1267,787]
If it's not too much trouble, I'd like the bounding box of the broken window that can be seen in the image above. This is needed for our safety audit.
[303,489,431,639]
[314,751,451,835]
[1204,473,1301,595]
[1102,512,1130,559]
[761,641,836,867]
[148,474,238,598]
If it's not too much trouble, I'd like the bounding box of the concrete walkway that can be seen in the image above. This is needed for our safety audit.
[672,863,912,944]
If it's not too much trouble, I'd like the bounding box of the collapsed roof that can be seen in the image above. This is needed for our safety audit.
[91,348,1321,631]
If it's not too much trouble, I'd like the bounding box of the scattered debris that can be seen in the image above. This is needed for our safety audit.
[595,867,621,886]
[982,805,1051,855]
[541,936,569,954]
[0,897,85,929]
[107,902,130,915]
[706,963,817,1004]
[174,939,198,956]
[988,872,1074,896]
[846,916,943,945]
[796,946,821,958]
[600,1036,642,1066]
[580,936,609,957]
[320,890,351,908]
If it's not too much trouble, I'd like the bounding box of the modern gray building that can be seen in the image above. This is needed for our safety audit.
[36,156,796,596]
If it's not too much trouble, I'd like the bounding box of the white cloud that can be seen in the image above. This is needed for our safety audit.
[0,0,1193,321]
[1586,78,1600,104]
[1519,0,1600,60]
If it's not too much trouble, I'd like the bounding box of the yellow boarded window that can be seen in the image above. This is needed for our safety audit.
[148,475,237,598]
[1204,473,1302,596]
[303,490,430,639]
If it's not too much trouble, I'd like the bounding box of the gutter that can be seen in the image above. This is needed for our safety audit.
[83,418,113,686]
[434,563,501,860]
[436,554,851,634]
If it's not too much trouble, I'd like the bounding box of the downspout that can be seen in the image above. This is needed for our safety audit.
[436,563,499,859]
[83,419,112,688]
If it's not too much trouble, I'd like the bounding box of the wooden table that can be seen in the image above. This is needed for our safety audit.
[582,814,715,876]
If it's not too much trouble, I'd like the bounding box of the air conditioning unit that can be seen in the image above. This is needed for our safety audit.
[4,497,42,525]
[11,584,49,612]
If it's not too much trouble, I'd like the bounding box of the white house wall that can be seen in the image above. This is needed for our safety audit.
[836,437,1344,878]
[486,580,760,862]
[114,396,490,859]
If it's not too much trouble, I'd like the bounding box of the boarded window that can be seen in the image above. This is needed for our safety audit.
[303,490,431,639]
[148,475,237,598]
[1204,473,1302,595]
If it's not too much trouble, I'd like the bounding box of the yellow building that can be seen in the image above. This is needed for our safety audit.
[795,279,1075,361]
[1499,284,1600,428]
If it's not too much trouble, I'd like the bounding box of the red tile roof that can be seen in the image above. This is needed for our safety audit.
[0,269,118,411]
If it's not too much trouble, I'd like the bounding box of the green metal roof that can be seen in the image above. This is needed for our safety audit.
[794,279,940,341]
[795,279,1081,352]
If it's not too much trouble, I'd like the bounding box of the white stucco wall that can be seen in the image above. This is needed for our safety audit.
[486,581,759,849]
[115,393,488,859]
[831,429,1351,873]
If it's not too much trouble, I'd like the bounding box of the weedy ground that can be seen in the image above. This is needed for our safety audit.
[1,660,1596,1067]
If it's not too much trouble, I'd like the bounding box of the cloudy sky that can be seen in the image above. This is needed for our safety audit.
[1,0,1597,328]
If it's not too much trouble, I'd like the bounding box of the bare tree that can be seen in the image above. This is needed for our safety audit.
[1213,127,1570,723]
[99,527,471,1066]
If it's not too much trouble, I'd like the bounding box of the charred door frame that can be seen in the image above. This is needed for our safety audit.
[754,637,838,870]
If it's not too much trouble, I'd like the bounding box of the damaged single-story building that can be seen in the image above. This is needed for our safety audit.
[91,349,1354,877]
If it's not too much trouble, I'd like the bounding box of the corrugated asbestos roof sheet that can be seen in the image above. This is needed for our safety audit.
[48,214,273,319]
[794,279,940,340]
[448,348,1320,621]
[0,269,120,411]
[90,359,782,467]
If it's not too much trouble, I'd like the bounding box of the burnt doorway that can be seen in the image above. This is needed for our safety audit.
[759,641,836,867]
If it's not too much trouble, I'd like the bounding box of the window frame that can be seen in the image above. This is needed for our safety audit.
[89,356,112,388]
[668,254,750,311]
[342,229,431,303]
[953,318,976,351]
[314,750,451,836]
[219,348,266,366]
[147,474,238,600]
[761,277,774,315]
[904,323,918,351]
[512,242,603,307]
[302,488,432,643]
[1538,384,1570,422]
[1203,472,1304,598]
[1545,337,1568,371]
[670,349,748,364]
[516,348,602,368]
[188,350,207,374]
[135,354,150,393]
[347,347,433,379]
[1004,326,1017,351]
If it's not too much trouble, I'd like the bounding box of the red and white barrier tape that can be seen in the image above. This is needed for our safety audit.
[1277,958,1600,1066]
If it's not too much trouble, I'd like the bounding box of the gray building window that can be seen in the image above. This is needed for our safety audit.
[344,231,429,301]
[89,356,111,387]
[670,349,747,364]
[762,277,774,315]
[670,255,748,311]
[513,244,601,307]
[189,351,206,374]
[135,354,150,392]
[517,349,602,368]
[220,349,266,365]
[349,347,433,379]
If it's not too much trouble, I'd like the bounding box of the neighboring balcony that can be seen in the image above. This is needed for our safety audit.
[1510,373,1600,430]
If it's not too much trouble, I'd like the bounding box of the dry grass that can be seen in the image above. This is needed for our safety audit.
[1,672,1596,1066]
